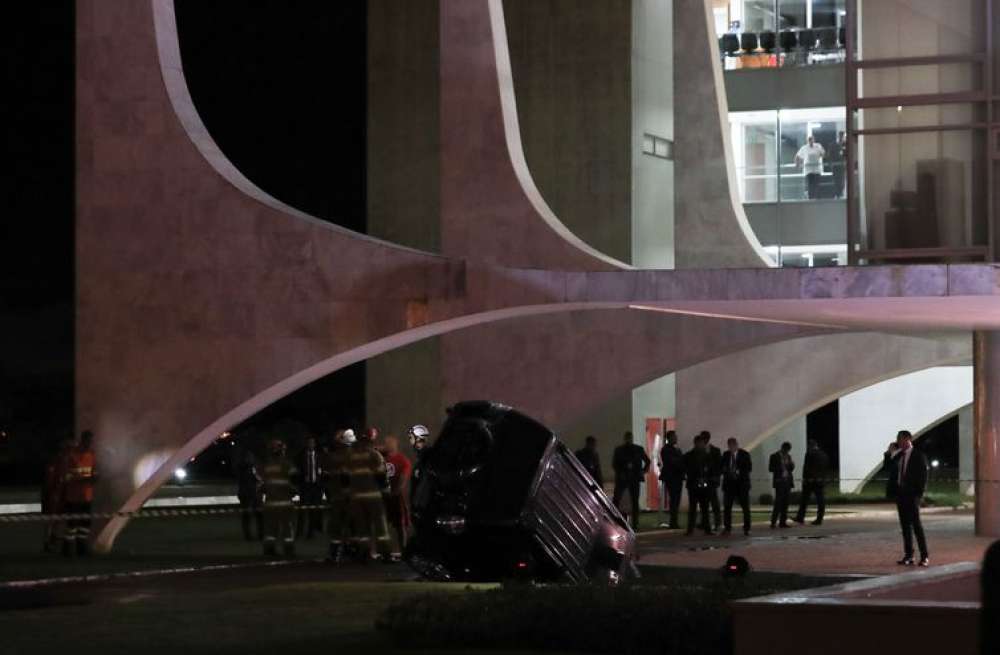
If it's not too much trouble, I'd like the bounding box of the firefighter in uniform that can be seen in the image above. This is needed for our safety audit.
[43,439,72,553]
[323,429,356,563]
[63,430,97,557]
[260,438,298,558]
[408,424,431,500]
[350,429,392,561]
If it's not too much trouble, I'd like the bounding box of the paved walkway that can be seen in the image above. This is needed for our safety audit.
[638,505,993,576]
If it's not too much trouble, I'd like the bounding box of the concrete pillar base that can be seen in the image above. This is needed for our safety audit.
[973,331,1000,536]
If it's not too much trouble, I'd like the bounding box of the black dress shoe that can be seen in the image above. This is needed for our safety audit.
[918,557,930,567]
[778,522,791,528]
[721,528,731,535]
[744,529,751,536]
[811,520,823,526]
[897,557,914,566]
[792,517,805,524]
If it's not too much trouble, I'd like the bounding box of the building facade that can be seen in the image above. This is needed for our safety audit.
[76,0,1000,550]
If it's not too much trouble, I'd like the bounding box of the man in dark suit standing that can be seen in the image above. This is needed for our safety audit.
[701,431,723,532]
[769,441,795,528]
[612,431,650,530]
[683,435,713,535]
[659,431,685,529]
[721,437,753,536]
[295,436,324,539]
[575,435,604,489]
[794,439,830,526]
[888,430,930,566]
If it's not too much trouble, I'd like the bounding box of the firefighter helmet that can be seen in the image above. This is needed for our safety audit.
[335,429,356,446]
[408,424,430,448]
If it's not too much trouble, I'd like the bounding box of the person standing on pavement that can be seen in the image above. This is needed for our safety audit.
[408,424,432,504]
[887,430,930,566]
[235,448,263,541]
[295,436,324,539]
[63,430,97,557]
[795,439,830,526]
[701,431,723,532]
[323,429,356,563]
[381,435,412,560]
[612,431,650,530]
[349,429,392,561]
[658,431,685,529]
[721,437,753,536]
[42,439,71,553]
[768,441,795,529]
[684,435,713,535]
[575,435,605,490]
[260,438,298,558]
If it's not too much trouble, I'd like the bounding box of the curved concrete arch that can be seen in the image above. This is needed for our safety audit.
[853,402,974,494]
[675,332,972,456]
[151,0,435,260]
[484,0,631,271]
[438,0,629,271]
[673,0,774,270]
[839,366,974,492]
[101,303,823,551]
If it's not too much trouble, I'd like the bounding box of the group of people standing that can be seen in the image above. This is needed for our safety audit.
[235,424,430,562]
[575,430,831,537]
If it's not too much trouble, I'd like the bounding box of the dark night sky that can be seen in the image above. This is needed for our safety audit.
[2,1,368,482]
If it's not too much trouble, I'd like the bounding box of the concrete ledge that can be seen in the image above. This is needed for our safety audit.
[733,562,980,655]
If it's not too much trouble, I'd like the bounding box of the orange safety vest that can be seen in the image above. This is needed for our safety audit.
[64,449,96,503]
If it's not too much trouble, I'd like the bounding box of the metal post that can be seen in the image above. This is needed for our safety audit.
[845,0,859,265]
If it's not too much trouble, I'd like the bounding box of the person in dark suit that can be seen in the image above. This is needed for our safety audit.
[887,430,930,566]
[721,437,753,536]
[294,436,324,539]
[769,441,795,528]
[612,431,650,530]
[794,439,830,525]
[658,431,685,529]
[575,435,604,489]
[701,431,723,531]
[683,435,714,535]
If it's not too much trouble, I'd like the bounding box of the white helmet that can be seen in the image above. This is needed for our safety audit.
[335,429,356,446]
[408,424,430,448]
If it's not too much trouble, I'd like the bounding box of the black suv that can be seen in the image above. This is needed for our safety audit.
[406,401,638,584]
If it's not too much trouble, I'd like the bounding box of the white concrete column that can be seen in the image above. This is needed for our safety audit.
[974,332,1000,537]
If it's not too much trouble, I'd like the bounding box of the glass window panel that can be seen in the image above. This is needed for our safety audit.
[777,0,807,29]
[729,110,779,202]
[779,107,847,201]
[857,0,984,61]
[858,64,982,99]
[857,129,987,252]
[743,0,776,32]
[856,104,980,131]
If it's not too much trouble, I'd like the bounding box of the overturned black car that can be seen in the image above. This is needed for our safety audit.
[406,401,638,584]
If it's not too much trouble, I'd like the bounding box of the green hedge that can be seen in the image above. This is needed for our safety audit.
[376,575,831,655]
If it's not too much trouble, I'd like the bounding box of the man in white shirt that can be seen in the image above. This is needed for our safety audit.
[795,135,826,200]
